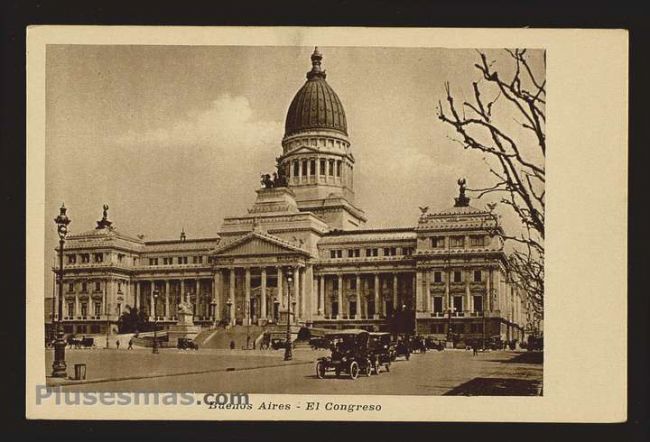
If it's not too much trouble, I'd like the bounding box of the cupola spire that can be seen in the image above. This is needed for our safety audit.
[306,46,326,80]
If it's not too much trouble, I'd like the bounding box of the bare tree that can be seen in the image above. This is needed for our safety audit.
[437,49,545,322]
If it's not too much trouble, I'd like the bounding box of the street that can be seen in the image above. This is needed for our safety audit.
[46,348,542,396]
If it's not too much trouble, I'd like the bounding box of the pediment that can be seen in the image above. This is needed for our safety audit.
[212,232,308,257]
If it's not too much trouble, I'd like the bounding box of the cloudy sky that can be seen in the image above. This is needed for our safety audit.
[44,45,544,269]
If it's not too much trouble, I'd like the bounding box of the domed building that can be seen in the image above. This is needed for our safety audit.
[50,48,530,349]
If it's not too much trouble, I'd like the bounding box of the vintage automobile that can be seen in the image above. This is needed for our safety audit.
[315,329,374,380]
[425,336,446,351]
[177,337,199,350]
[392,336,411,361]
[368,332,393,373]
[66,335,94,349]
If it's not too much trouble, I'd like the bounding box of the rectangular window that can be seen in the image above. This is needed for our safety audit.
[431,237,444,248]
[67,255,76,264]
[450,236,465,248]
[474,270,482,282]
[328,160,335,176]
[81,254,90,263]
[293,161,299,177]
[117,282,122,292]
[81,282,88,293]
[149,258,159,265]
[94,253,103,262]
[347,249,354,258]
[403,247,413,256]
[453,271,462,283]
[434,271,443,283]
[470,235,486,246]
[178,256,188,264]
[336,160,342,177]
[81,303,88,318]
[473,295,483,312]
[337,250,342,258]
[310,159,316,175]
[68,282,74,292]
[67,302,74,318]
[355,249,360,257]
[118,254,124,262]
[94,302,101,317]
[320,159,326,175]
[94,281,101,292]
[453,296,463,312]
[301,160,308,176]
[330,250,337,259]
[193,256,202,264]
[350,278,356,290]
[433,296,443,313]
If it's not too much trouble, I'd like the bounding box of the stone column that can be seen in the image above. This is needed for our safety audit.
[425,269,431,312]
[228,268,236,325]
[165,280,170,318]
[337,274,343,319]
[465,270,472,313]
[392,273,398,311]
[195,279,200,316]
[260,267,267,321]
[318,275,325,316]
[486,268,492,312]
[102,280,107,320]
[180,279,185,303]
[293,267,300,322]
[445,270,451,313]
[149,281,155,319]
[244,268,251,325]
[277,266,284,309]
[415,270,423,312]
[373,273,380,319]
[355,274,361,319]
[134,281,139,310]
[300,266,307,320]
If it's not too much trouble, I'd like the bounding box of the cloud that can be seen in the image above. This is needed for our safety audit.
[113,94,283,155]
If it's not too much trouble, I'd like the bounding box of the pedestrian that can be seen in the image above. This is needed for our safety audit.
[229,340,235,350]
[115,339,120,350]
[128,338,133,350]
[473,345,478,356]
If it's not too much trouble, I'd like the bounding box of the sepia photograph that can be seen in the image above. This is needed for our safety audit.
[25,26,627,422]
[42,43,544,397]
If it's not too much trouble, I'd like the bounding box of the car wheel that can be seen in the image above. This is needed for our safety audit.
[349,361,359,380]
[316,361,326,379]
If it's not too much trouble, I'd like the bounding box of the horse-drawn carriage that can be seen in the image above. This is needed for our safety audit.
[315,329,375,380]
[425,336,446,351]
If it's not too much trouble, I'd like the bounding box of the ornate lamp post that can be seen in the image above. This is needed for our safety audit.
[284,267,294,361]
[51,203,70,378]
[152,291,159,354]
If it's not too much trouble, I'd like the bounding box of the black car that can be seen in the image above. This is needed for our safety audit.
[392,336,411,361]
[316,329,374,380]
[368,332,393,373]
[177,337,199,350]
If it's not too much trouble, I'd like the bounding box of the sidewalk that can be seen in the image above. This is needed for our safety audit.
[45,347,315,387]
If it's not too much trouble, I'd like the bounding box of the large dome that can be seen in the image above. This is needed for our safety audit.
[284,48,348,138]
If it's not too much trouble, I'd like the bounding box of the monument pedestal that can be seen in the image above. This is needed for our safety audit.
[167,303,201,347]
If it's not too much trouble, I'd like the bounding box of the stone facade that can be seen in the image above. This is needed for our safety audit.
[49,48,530,344]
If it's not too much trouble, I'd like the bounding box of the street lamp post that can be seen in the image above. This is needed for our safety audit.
[152,291,159,354]
[51,203,70,378]
[284,267,293,361]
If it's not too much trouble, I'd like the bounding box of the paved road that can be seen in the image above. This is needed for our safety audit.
[48,348,542,396]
